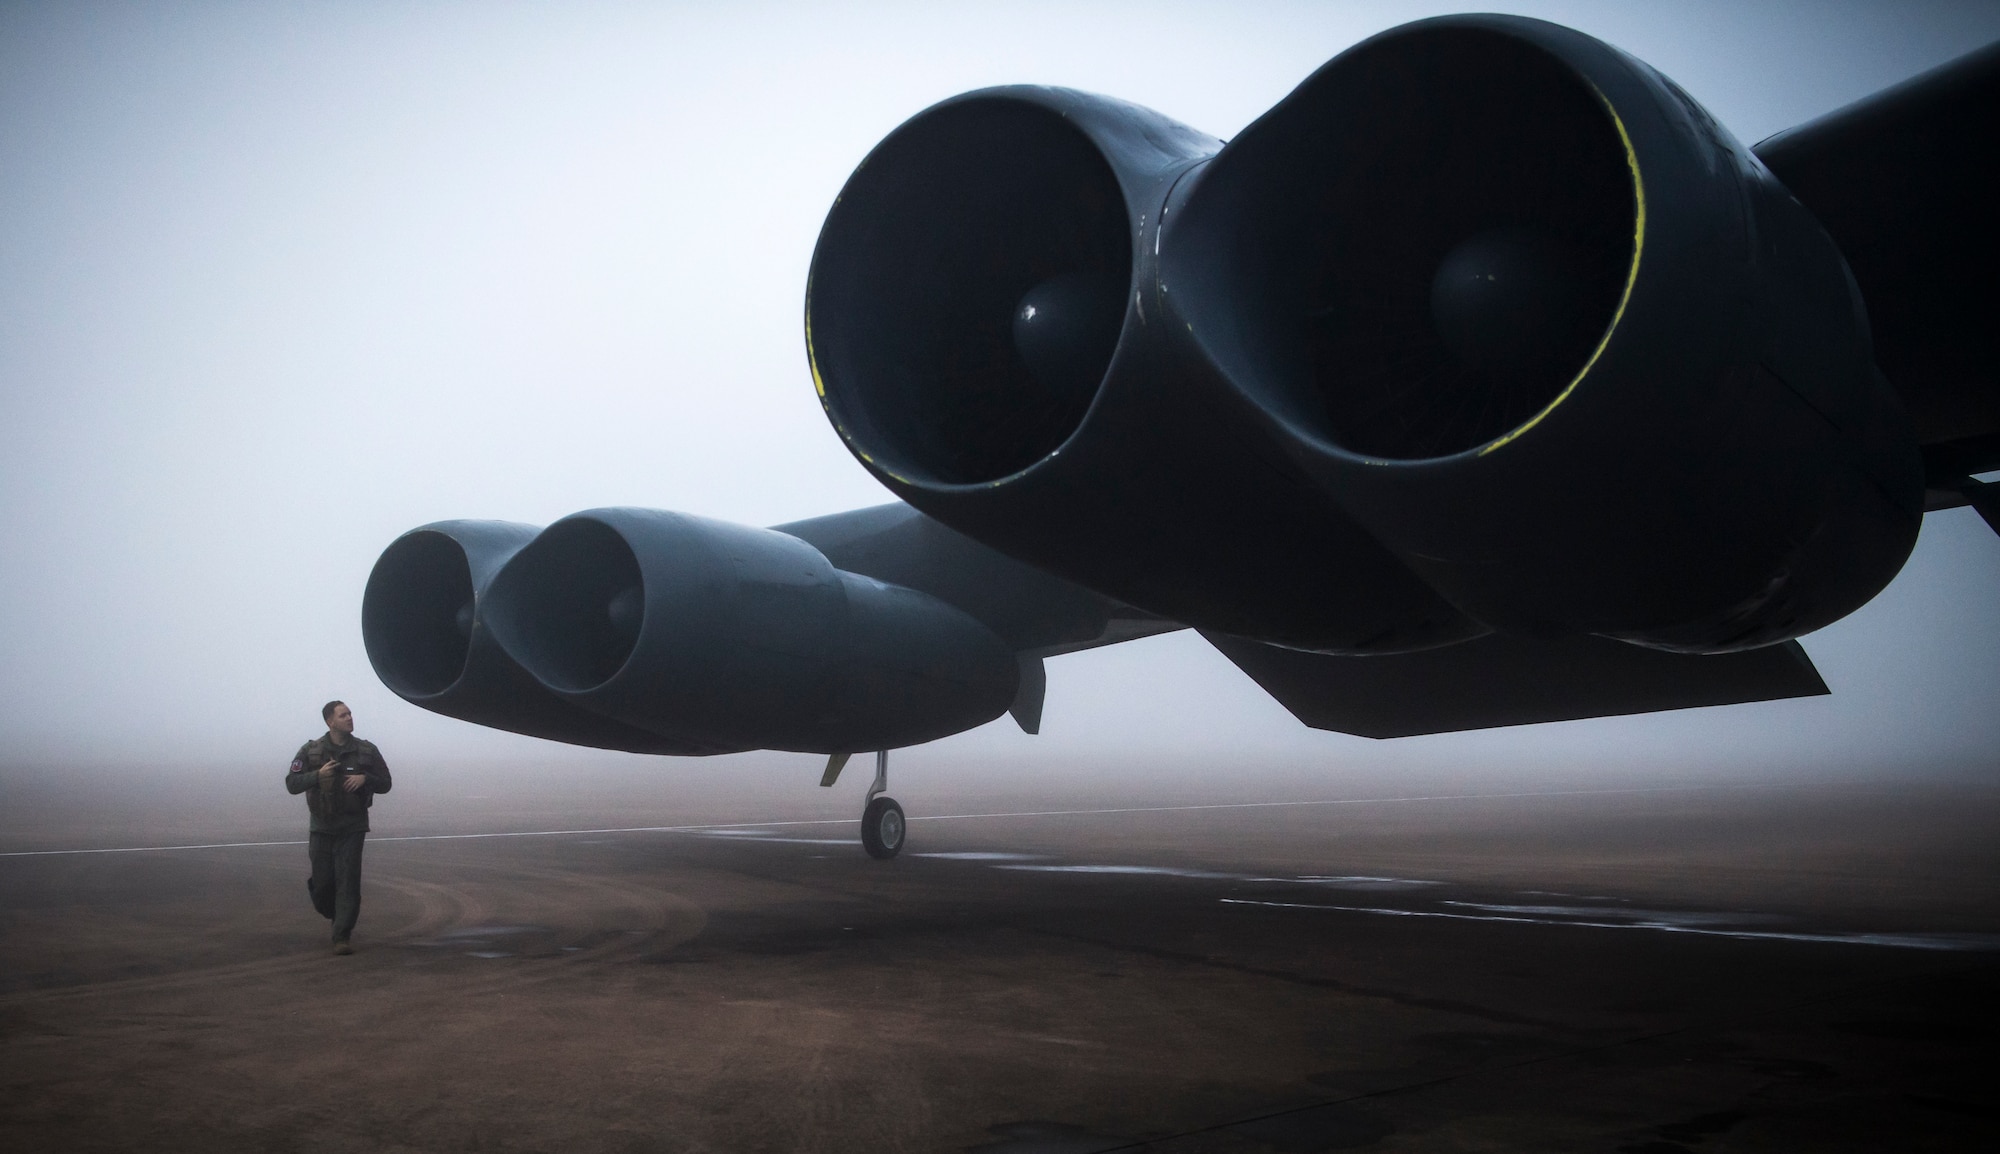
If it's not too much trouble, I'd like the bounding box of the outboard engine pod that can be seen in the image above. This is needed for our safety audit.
[809,87,1484,654]
[1162,15,1923,651]
[361,522,690,753]
[480,508,1019,754]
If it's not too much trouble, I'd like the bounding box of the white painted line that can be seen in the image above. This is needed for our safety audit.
[906,784,1739,823]
[0,783,1765,858]
[0,838,309,856]
[0,823,744,857]
[1218,898,2000,952]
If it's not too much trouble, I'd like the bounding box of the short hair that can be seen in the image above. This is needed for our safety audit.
[322,700,347,722]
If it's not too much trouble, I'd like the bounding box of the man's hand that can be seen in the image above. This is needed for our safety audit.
[317,759,338,783]
[341,773,367,794]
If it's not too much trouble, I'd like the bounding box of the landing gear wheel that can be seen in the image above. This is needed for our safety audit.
[861,796,905,860]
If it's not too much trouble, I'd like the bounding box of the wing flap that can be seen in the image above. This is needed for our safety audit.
[1205,632,1829,739]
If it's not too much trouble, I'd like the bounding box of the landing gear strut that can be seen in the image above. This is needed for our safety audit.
[860,750,904,859]
[821,749,905,859]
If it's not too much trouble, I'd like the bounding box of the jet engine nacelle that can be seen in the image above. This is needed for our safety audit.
[362,521,691,753]
[808,14,1924,654]
[1163,16,1922,651]
[465,509,1019,755]
[806,79,1482,655]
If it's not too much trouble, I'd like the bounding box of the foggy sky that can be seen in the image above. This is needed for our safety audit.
[2,0,1997,788]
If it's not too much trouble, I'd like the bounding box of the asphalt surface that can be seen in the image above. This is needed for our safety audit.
[2,772,1997,1152]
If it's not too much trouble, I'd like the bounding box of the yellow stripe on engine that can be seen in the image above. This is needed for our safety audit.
[1478,82,1647,457]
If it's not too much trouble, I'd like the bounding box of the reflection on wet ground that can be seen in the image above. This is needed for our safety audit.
[699,825,2000,955]
[1218,898,2000,952]
[997,864,1246,879]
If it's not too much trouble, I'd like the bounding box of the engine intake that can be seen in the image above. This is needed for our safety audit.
[808,86,1485,655]
[1162,25,1635,462]
[1157,16,1922,651]
[808,96,1132,486]
[361,522,690,753]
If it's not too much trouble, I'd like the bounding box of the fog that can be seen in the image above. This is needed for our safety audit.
[3,1,1997,799]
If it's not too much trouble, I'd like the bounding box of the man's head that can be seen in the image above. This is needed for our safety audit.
[323,700,353,737]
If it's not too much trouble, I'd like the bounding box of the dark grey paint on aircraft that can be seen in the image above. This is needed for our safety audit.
[364,15,1996,759]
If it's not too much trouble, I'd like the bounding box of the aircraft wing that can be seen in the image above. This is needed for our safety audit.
[782,504,1832,739]
[774,503,1177,661]
[1755,41,2000,526]
[776,503,1178,734]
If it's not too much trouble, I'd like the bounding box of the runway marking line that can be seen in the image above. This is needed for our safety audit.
[1217,898,2000,952]
[0,783,1766,858]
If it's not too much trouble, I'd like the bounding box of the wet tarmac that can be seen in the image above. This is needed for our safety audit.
[2,770,1998,1151]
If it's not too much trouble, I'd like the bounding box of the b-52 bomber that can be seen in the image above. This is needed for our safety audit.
[362,16,1999,858]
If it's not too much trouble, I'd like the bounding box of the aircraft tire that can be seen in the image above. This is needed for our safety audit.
[861,796,906,860]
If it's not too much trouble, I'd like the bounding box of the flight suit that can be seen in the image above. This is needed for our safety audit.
[285,733,392,946]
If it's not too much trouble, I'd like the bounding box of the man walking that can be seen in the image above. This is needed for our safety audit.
[285,701,392,955]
